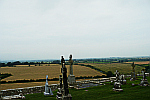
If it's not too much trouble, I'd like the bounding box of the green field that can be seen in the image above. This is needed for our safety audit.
[24,76,150,100]
[86,63,144,75]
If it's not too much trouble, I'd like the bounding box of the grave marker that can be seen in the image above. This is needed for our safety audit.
[68,54,76,85]
[130,62,136,81]
[56,56,72,100]
[139,68,149,86]
[44,75,53,95]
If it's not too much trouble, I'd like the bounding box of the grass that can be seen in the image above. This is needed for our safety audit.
[86,63,144,75]
[24,76,150,100]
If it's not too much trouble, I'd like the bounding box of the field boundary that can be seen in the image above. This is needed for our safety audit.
[0,75,108,84]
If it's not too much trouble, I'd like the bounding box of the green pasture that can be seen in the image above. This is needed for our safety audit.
[87,63,144,75]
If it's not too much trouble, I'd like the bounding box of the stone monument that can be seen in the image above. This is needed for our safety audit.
[68,54,76,85]
[119,74,126,85]
[113,70,123,91]
[56,56,72,100]
[56,75,63,99]
[44,75,53,95]
[139,69,149,86]
[130,62,136,81]
[114,70,120,82]
[61,56,65,67]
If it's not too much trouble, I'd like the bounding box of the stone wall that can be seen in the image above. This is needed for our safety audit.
[0,84,59,97]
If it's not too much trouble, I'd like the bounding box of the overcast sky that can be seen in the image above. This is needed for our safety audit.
[0,0,150,61]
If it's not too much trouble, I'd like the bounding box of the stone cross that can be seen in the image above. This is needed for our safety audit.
[131,62,135,72]
[69,54,73,75]
[114,70,119,82]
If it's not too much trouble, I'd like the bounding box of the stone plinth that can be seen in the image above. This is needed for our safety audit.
[62,94,72,100]
[44,88,53,96]
[121,80,127,85]
[130,72,136,81]
[113,82,123,91]
[56,88,63,99]
[139,79,149,86]
[112,88,123,92]
[68,75,76,84]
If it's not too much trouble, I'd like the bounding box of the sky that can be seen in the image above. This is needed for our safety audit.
[0,0,150,61]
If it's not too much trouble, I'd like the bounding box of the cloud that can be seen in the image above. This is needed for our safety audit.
[0,0,150,60]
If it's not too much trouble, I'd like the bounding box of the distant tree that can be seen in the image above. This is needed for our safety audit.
[107,71,114,77]
[41,61,44,64]
[24,62,28,65]
[7,62,13,67]
[13,61,21,65]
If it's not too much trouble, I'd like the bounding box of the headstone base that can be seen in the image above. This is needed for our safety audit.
[130,72,136,81]
[68,75,76,84]
[62,94,72,100]
[112,88,123,92]
[139,79,149,86]
[120,80,126,85]
[114,82,121,89]
[56,92,62,100]
[69,86,74,89]
[44,92,53,96]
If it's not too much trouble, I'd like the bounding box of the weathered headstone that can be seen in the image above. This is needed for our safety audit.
[56,75,63,99]
[113,70,123,91]
[44,75,53,95]
[120,74,126,85]
[139,69,149,86]
[130,62,136,81]
[68,54,76,85]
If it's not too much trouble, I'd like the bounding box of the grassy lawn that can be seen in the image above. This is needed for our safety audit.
[24,76,150,100]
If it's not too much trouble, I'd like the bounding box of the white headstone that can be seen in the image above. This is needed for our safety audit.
[44,75,53,95]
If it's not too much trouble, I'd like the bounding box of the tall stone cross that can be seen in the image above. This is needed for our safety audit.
[131,62,135,72]
[69,54,73,75]
[62,63,69,96]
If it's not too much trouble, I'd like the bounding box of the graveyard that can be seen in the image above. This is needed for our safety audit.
[1,0,150,99]
[1,56,150,100]
[24,76,150,100]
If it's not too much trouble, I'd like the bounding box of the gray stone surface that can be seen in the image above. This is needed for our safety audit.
[68,75,75,84]
[44,75,53,95]
[68,55,76,84]
[57,56,72,100]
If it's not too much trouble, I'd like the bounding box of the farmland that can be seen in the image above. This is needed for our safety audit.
[1,64,105,81]
[124,61,150,64]
[83,63,144,75]
[0,62,147,90]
